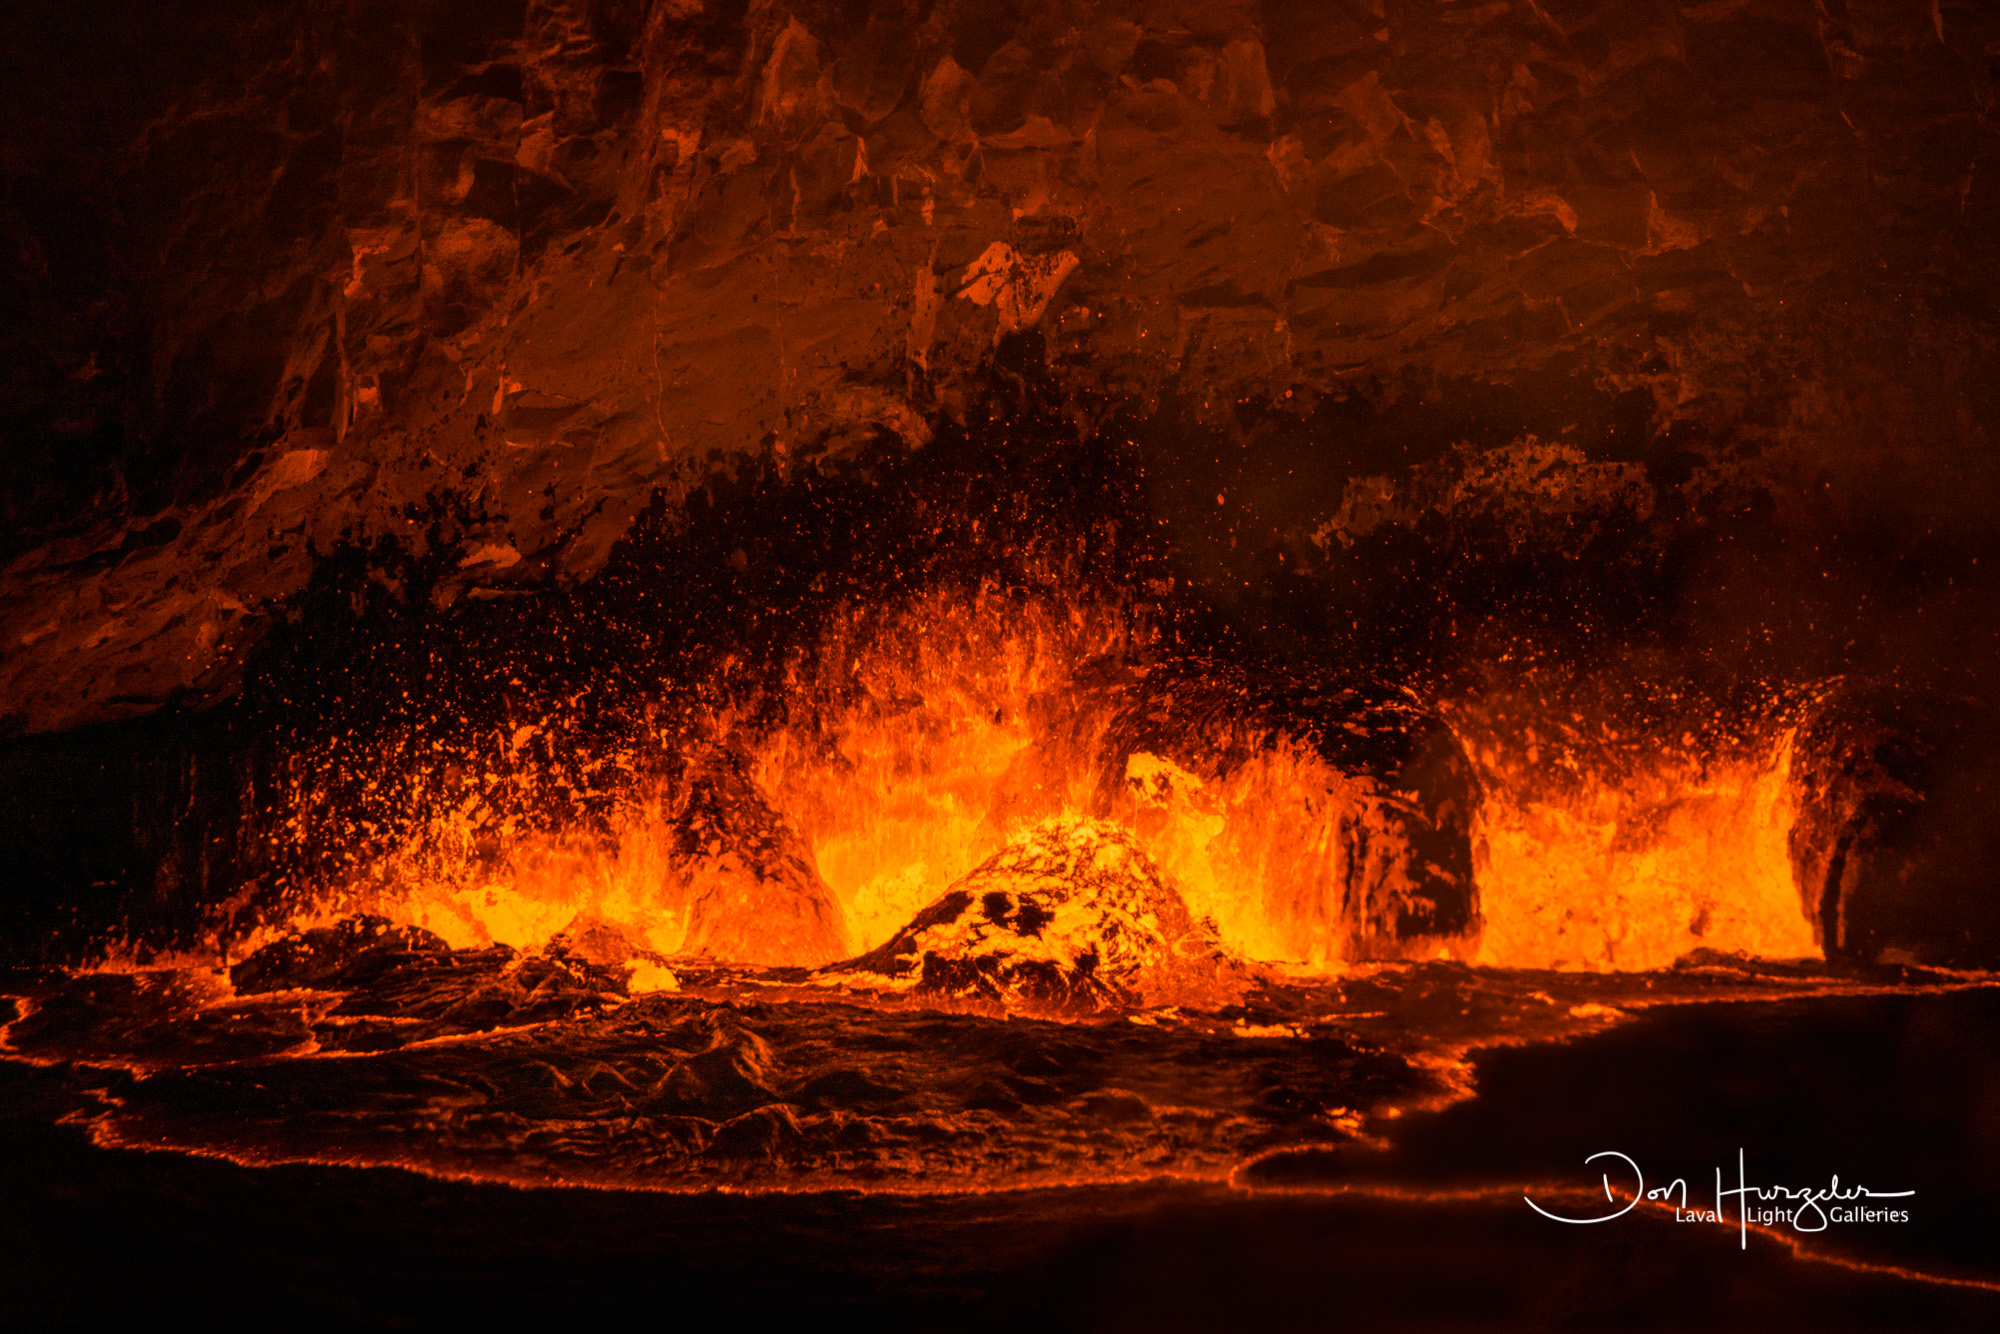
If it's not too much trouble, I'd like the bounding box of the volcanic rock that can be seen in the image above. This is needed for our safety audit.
[1787,683,2000,969]
[547,913,647,968]
[647,1023,782,1118]
[831,816,1243,1016]
[547,913,679,992]
[229,915,641,1043]
[666,748,848,968]
[1063,654,1479,964]
[7,0,2000,735]
[9,0,2000,977]
[230,914,452,994]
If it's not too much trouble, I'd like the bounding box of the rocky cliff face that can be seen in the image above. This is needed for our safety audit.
[4,0,2000,733]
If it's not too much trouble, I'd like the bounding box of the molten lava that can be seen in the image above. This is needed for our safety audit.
[259,587,1823,983]
[10,598,1976,1205]
[1463,727,1817,972]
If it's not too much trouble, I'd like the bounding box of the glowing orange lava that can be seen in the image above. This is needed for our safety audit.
[1462,725,1817,970]
[268,590,1820,978]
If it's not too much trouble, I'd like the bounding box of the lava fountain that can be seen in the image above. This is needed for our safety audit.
[265,583,1825,983]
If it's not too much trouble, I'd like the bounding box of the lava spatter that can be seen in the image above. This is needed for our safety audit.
[829,817,1247,1018]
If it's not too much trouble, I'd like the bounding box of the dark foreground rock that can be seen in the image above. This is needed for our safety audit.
[229,914,453,993]
[1788,683,2000,968]
[227,913,631,1042]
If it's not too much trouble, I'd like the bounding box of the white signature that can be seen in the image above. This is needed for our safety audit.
[1525,1149,1915,1248]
